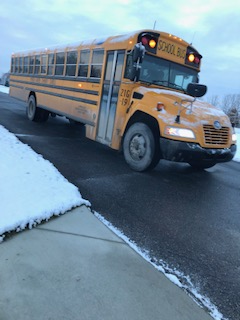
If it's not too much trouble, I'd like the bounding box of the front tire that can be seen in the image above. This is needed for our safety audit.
[27,95,49,122]
[123,122,160,172]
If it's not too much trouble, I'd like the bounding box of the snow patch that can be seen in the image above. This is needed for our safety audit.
[0,85,9,94]
[0,125,90,237]
[233,127,240,162]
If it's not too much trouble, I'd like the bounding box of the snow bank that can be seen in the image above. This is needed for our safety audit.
[0,125,90,240]
[0,85,9,94]
[233,127,240,162]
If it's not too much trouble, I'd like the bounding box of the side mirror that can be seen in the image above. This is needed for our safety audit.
[132,42,145,63]
[128,43,145,82]
[186,83,207,98]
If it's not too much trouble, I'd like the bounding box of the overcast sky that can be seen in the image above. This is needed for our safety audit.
[1,0,239,98]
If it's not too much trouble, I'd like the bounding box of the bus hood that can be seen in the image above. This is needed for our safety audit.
[134,87,231,127]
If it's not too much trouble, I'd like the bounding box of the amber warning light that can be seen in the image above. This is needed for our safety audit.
[185,48,202,68]
[149,39,157,49]
[141,36,157,48]
[188,53,200,64]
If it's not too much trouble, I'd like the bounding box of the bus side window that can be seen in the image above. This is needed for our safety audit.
[15,57,19,73]
[78,50,90,77]
[29,56,35,74]
[11,58,15,73]
[66,51,78,77]
[90,50,104,78]
[124,52,133,79]
[34,55,40,75]
[40,54,47,74]
[47,53,54,76]
[55,52,65,76]
[23,56,29,74]
[19,57,23,73]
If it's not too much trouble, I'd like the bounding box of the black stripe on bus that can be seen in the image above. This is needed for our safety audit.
[11,83,98,106]
[11,73,101,84]
[38,104,95,127]
[10,78,99,96]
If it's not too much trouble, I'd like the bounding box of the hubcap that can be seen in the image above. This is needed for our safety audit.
[28,101,34,117]
[129,134,146,161]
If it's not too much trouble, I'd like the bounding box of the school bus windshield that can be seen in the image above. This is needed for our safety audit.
[139,54,199,92]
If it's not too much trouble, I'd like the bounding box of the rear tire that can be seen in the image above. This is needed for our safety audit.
[27,95,49,122]
[123,122,160,172]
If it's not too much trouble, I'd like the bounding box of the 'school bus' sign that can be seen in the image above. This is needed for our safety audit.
[157,39,186,60]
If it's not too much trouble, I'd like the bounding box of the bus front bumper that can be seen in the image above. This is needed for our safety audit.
[160,138,237,163]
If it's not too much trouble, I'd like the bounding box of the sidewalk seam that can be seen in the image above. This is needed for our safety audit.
[34,227,126,245]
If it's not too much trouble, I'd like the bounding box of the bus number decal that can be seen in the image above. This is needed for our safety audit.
[120,89,131,106]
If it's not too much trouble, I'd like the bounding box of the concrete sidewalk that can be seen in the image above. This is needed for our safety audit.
[0,206,213,320]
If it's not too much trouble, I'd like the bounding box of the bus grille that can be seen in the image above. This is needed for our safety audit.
[203,125,229,145]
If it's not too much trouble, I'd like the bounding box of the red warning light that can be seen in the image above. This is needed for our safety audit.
[194,56,200,64]
[141,36,148,46]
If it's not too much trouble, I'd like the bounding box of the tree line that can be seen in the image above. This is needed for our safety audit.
[206,94,240,127]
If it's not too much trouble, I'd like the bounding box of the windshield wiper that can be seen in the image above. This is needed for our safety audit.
[152,80,168,85]
[140,79,167,85]
[139,79,185,92]
[139,80,152,86]
[168,82,186,93]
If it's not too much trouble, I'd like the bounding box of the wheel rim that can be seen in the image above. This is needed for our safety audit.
[28,100,35,118]
[129,134,147,161]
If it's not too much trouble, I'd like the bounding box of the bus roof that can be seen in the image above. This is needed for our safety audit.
[12,29,191,56]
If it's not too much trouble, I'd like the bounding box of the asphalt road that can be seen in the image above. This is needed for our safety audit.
[1,92,240,320]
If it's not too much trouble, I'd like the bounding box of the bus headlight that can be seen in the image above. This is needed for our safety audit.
[165,126,196,139]
[232,133,237,144]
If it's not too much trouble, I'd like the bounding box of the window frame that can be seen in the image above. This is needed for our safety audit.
[65,50,78,77]
[90,49,104,79]
[40,54,47,74]
[78,49,90,78]
[34,55,40,75]
[29,56,35,74]
[54,52,65,76]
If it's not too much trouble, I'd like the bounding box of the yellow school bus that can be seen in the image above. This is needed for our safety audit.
[10,29,237,171]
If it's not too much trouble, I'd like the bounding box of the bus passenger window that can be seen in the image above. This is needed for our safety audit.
[47,54,54,75]
[78,50,90,77]
[29,56,35,74]
[90,50,104,78]
[34,55,40,74]
[11,58,15,73]
[19,57,23,73]
[66,51,77,77]
[23,56,29,73]
[55,52,65,76]
[40,55,47,74]
[14,57,19,73]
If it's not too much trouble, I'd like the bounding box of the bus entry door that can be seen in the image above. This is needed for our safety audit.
[97,50,124,145]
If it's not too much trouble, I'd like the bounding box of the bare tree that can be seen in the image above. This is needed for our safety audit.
[207,95,220,107]
[222,94,240,126]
